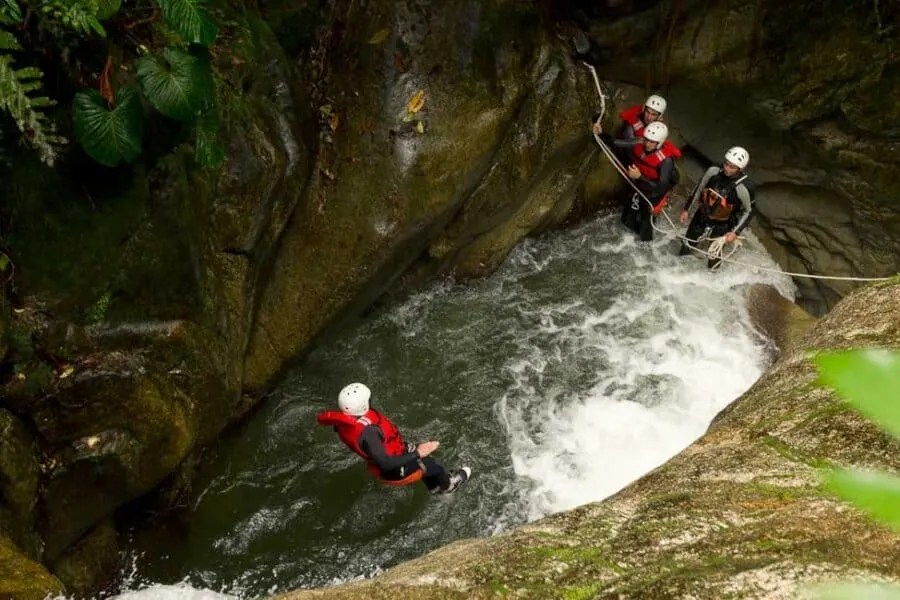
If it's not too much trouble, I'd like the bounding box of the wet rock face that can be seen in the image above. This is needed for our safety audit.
[272,281,900,600]
[572,0,900,315]
[241,0,614,389]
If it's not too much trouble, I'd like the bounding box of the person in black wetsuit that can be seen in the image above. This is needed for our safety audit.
[678,146,756,269]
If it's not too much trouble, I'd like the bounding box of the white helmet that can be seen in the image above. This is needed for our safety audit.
[644,94,667,115]
[338,383,371,416]
[724,146,749,169]
[643,121,668,143]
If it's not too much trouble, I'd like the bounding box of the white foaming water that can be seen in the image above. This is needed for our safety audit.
[494,221,794,521]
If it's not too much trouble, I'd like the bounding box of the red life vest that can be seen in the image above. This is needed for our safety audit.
[316,409,422,486]
[317,409,407,458]
[619,104,647,136]
[631,140,682,214]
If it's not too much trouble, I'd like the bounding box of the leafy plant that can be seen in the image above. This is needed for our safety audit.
[39,0,107,36]
[0,29,66,165]
[136,46,213,122]
[155,0,217,45]
[3,0,222,168]
[73,86,144,166]
[0,0,22,24]
[811,348,900,599]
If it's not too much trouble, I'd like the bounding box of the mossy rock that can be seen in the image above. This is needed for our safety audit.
[49,519,119,597]
[0,410,41,559]
[242,0,610,390]
[0,535,64,600]
[34,353,194,560]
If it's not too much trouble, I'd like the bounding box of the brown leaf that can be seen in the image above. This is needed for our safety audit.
[393,53,406,72]
[330,113,340,132]
[406,89,425,114]
[99,56,114,106]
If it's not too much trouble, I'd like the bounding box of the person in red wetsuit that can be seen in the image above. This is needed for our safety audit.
[317,383,471,495]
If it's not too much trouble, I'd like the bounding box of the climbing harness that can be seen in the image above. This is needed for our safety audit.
[581,62,895,283]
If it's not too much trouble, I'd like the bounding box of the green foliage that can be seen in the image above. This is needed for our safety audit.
[816,349,900,438]
[1,0,222,169]
[136,46,214,122]
[155,0,217,45]
[73,86,144,166]
[0,30,66,165]
[39,0,107,37]
[0,0,22,24]
[96,0,120,20]
[809,349,900,599]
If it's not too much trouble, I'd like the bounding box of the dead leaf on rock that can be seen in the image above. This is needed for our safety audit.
[330,113,340,131]
[407,89,426,114]
[368,28,390,45]
[416,120,424,134]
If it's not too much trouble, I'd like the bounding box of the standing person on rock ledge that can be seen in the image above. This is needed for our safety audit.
[317,383,471,495]
[678,146,756,270]
[594,119,682,242]
[592,93,668,164]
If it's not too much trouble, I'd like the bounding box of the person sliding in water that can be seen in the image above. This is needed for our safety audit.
[678,146,756,269]
[317,383,471,495]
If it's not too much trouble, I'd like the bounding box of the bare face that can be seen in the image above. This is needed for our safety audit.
[643,108,661,123]
[723,162,740,176]
[643,139,660,152]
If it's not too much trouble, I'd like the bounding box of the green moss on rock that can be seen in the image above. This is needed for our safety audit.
[0,535,64,600]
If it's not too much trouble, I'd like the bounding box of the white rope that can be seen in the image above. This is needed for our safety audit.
[581,63,896,283]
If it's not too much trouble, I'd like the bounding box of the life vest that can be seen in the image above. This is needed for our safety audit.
[618,105,647,136]
[631,140,682,215]
[316,409,423,486]
[701,173,748,221]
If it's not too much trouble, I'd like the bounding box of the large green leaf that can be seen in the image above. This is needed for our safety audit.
[194,108,224,168]
[155,0,217,45]
[136,46,213,122]
[811,582,900,600]
[826,469,900,532]
[96,0,120,20]
[73,87,143,166]
[815,349,900,438]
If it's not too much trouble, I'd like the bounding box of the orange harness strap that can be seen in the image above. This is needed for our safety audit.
[366,462,424,487]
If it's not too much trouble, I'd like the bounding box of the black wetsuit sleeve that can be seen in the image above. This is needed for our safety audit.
[619,122,636,140]
[638,158,674,199]
[358,426,418,472]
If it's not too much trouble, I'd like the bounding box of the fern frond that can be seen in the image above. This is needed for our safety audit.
[0,0,23,25]
[0,49,66,165]
[40,0,106,36]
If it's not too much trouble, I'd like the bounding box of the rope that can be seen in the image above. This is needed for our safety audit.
[581,62,896,283]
